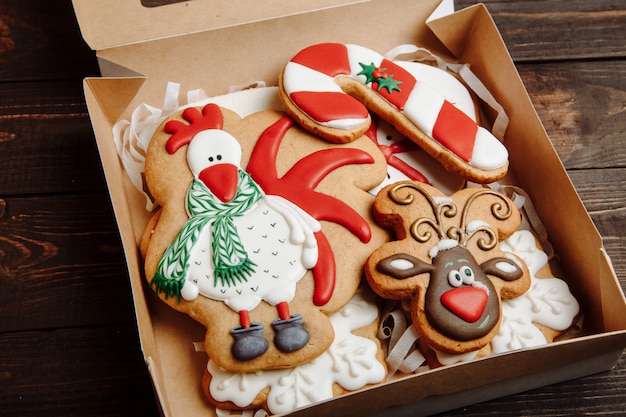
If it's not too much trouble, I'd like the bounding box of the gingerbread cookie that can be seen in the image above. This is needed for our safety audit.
[141,102,388,373]
[365,181,531,354]
[365,115,466,196]
[279,42,509,183]
[203,287,386,414]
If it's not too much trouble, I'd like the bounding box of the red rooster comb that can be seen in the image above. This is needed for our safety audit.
[164,103,224,154]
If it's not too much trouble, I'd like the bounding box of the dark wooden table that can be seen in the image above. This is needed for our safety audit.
[1,1,624,416]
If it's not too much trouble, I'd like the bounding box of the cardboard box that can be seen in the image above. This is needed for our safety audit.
[73,0,626,415]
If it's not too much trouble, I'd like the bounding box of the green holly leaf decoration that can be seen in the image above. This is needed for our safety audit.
[377,74,403,93]
[357,62,378,84]
[357,62,403,94]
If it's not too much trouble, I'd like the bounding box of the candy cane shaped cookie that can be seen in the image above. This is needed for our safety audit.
[279,43,509,183]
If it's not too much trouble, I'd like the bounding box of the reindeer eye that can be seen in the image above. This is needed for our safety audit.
[448,270,463,287]
[460,266,474,284]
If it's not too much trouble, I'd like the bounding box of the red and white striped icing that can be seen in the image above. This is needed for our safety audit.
[282,43,508,171]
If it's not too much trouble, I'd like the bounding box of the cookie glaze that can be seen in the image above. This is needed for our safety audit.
[207,288,385,414]
[281,43,509,182]
[152,103,379,361]
[367,182,530,353]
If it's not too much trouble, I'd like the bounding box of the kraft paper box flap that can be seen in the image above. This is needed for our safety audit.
[426,3,483,58]
[84,76,159,362]
[85,77,147,126]
[72,0,370,51]
[85,75,177,413]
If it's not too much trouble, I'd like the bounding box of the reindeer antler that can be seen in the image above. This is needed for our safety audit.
[452,189,513,250]
[164,103,224,154]
[387,182,514,253]
[387,181,457,244]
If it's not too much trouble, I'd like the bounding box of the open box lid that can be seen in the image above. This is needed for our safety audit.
[77,0,450,119]
[72,0,372,51]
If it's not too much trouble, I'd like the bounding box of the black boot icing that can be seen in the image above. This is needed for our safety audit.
[272,314,309,353]
[230,322,269,361]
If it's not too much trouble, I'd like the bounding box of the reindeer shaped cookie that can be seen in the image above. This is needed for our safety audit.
[365,181,531,353]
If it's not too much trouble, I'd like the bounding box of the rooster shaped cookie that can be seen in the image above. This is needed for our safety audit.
[141,103,387,372]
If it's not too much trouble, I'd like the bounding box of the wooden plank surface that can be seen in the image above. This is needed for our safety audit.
[0,326,160,417]
[456,0,626,61]
[0,194,135,333]
[518,60,626,170]
[0,82,105,195]
[0,0,624,416]
[0,0,99,81]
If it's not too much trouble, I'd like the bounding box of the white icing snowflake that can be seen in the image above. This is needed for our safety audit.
[208,288,386,414]
[492,230,580,354]
[499,229,548,276]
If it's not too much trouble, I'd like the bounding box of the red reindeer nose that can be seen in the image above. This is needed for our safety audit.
[440,287,488,323]
[199,164,238,202]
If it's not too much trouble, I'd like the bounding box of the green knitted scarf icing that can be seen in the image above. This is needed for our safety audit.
[151,171,263,301]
